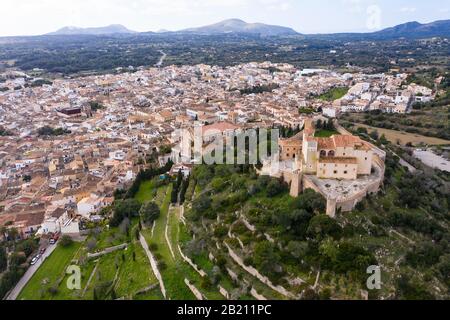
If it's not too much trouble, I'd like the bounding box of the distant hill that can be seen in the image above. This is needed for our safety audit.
[309,19,450,40]
[47,24,137,36]
[179,19,298,36]
[373,19,450,38]
[43,19,450,39]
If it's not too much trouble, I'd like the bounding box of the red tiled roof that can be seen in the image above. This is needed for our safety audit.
[202,122,240,135]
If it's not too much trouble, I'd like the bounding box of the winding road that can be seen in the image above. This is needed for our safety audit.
[155,50,167,68]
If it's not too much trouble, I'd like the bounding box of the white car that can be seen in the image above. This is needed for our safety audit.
[30,255,40,265]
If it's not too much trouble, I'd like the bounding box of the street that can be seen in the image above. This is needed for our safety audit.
[5,243,58,300]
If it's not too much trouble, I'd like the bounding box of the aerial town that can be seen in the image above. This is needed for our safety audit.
[0,62,435,239]
[1,0,450,307]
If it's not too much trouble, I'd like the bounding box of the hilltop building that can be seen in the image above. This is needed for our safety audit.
[261,119,386,217]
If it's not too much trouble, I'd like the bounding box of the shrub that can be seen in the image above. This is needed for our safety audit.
[59,235,74,247]
[140,202,160,226]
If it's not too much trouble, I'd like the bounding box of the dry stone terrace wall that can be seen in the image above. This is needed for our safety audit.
[87,243,128,259]
[184,279,204,300]
[139,233,167,299]
[250,288,268,300]
[224,242,297,299]
[177,244,207,277]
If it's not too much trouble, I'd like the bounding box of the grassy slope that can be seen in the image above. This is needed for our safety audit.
[18,243,82,300]
[142,184,196,300]
[314,130,340,138]
[318,87,349,101]
[350,123,450,146]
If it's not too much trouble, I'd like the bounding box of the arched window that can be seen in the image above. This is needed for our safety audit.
[328,150,335,157]
[320,150,327,157]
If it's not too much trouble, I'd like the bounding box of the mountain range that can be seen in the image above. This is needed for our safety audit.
[46,19,450,39]
[47,24,137,36]
[178,19,297,36]
[372,19,450,38]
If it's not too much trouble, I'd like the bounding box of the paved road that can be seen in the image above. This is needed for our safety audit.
[155,50,167,68]
[5,243,58,300]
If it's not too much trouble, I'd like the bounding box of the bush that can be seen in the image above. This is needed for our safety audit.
[307,215,343,240]
[140,202,160,226]
[158,261,167,271]
[266,179,286,198]
[59,235,74,247]
[192,194,212,215]
[110,199,142,227]
[0,246,8,272]
[0,268,24,298]
[10,252,27,267]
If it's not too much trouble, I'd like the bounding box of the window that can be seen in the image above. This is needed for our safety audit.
[334,170,338,174]
[344,171,348,174]
[320,150,327,157]
[328,150,335,157]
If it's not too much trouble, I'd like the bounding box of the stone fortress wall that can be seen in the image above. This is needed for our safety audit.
[269,121,386,217]
[306,122,386,217]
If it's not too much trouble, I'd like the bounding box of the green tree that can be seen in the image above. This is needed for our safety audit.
[307,215,343,240]
[253,241,283,280]
[15,239,38,257]
[59,235,74,247]
[0,246,7,272]
[286,241,309,259]
[110,199,142,227]
[437,254,450,284]
[396,274,435,300]
[266,179,285,198]
[192,194,212,214]
[140,202,160,226]
[369,130,379,140]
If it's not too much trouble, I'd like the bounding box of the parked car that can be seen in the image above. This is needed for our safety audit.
[39,248,46,255]
[48,232,61,245]
[30,255,40,265]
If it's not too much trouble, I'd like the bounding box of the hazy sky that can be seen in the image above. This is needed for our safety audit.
[1,0,449,36]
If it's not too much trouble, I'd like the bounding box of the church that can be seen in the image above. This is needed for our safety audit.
[279,119,374,181]
[267,119,386,217]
